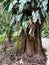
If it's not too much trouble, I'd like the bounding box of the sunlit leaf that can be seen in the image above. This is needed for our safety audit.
[8,2,13,12]
[16,14,23,22]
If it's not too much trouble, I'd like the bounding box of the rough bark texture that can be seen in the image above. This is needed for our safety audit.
[15,20,47,65]
[16,22,44,54]
[25,35,34,56]
[16,30,25,55]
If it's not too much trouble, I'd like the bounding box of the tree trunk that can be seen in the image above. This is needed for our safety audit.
[25,35,34,56]
[25,22,43,56]
[16,22,46,61]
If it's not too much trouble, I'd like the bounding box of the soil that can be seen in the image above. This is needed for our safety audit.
[42,38,49,65]
[0,38,49,65]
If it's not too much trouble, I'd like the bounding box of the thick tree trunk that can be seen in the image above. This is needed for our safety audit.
[15,22,47,65]
[16,21,46,59]
[25,23,43,56]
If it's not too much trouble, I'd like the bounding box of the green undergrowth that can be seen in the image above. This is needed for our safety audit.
[42,22,49,38]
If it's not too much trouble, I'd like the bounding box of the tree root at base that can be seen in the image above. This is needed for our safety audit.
[15,53,47,65]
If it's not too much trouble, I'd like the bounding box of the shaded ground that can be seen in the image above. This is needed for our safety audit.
[0,38,49,65]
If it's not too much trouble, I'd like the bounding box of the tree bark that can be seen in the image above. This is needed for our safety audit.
[25,22,43,56]
[16,21,45,58]
[25,35,34,56]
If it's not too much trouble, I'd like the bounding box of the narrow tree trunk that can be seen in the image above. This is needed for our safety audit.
[16,30,25,55]
[34,23,42,54]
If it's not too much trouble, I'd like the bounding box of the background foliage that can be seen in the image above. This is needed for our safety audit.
[0,0,49,42]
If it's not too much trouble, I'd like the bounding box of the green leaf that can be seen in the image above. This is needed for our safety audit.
[22,21,28,31]
[19,0,31,3]
[32,11,41,24]
[8,2,13,12]
[12,0,17,5]
[16,14,23,22]
[19,2,24,12]
[32,11,38,23]
[0,32,7,42]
